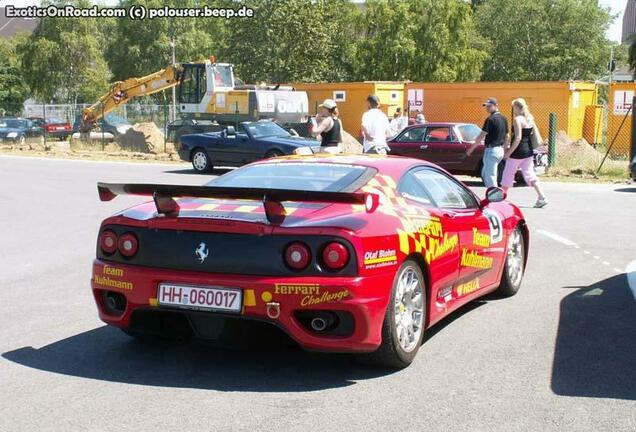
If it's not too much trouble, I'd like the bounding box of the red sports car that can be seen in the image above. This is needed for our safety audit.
[92,155,528,368]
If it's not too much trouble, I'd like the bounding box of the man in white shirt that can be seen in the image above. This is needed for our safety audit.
[389,107,408,136]
[361,94,391,155]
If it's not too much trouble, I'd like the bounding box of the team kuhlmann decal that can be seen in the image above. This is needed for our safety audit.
[94,265,133,291]
[460,249,493,269]
[455,277,480,297]
[364,248,397,269]
[425,233,459,263]
[472,228,491,248]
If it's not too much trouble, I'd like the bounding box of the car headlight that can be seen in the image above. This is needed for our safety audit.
[7,132,17,138]
[294,146,314,155]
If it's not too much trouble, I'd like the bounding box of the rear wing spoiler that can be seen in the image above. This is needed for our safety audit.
[97,182,380,224]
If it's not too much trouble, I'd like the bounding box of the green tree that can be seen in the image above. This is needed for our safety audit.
[353,0,487,82]
[18,0,113,103]
[0,33,30,112]
[223,0,361,83]
[475,0,614,81]
[107,0,224,82]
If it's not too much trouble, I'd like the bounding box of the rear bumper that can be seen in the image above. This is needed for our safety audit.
[45,130,71,138]
[91,259,393,352]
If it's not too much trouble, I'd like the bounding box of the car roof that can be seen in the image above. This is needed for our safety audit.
[255,154,434,179]
[411,122,477,127]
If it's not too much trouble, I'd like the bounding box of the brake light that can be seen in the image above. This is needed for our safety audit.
[118,232,139,257]
[322,242,349,270]
[99,230,118,254]
[284,242,311,270]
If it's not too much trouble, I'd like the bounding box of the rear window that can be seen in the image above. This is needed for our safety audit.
[209,162,375,192]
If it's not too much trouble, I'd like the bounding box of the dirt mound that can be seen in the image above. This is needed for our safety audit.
[117,122,165,154]
[341,130,362,154]
[556,131,600,160]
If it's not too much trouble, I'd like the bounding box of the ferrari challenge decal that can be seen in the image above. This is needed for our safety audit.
[94,265,133,291]
[274,283,320,295]
[264,284,349,307]
[301,289,349,306]
[460,249,493,269]
[483,209,504,244]
[364,249,398,269]
[455,277,481,297]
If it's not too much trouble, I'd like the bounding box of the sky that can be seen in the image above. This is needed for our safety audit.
[0,0,630,43]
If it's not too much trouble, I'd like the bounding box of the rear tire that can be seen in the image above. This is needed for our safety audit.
[369,259,426,369]
[191,148,213,173]
[497,225,525,297]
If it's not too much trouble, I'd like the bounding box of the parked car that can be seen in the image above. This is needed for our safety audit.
[71,113,132,141]
[92,155,528,368]
[631,154,636,182]
[177,121,320,173]
[0,117,44,144]
[388,122,548,181]
[28,116,72,140]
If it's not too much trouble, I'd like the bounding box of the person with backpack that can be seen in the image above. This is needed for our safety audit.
[501,98,548,208]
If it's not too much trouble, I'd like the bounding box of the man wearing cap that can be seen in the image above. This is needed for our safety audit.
[313,98,342,154]
[361,94,392,155]
[465,97,508,188]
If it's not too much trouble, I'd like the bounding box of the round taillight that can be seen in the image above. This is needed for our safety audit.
[99,230,118,254]
[322,242,349,270]
[284,242,311,270]
[118,232,139,257]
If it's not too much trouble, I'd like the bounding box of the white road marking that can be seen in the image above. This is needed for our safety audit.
[602,261,610,266]
[584,251,591,255]
[627,260,636,300]
[536,229,578,247]
[593,256,600,260]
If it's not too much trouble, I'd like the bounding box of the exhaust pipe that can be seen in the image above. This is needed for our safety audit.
[266,302,281,319]
[310,317,328,332]
[106,295,118,310]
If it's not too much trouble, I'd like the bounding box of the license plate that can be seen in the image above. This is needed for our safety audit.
[56,126,65,130]
[157,283,242,313]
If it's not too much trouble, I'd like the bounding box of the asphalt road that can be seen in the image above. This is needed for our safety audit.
[1,155,635,432]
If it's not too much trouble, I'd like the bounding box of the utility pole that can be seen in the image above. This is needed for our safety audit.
[170,37,177,122]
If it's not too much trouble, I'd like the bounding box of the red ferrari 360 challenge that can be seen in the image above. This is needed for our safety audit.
[91,155,528,368]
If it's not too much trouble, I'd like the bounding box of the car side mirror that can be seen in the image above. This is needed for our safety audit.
[226,126,236,137]
[481,187,506,207]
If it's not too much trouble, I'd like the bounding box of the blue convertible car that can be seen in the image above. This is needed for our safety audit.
[177,121,319,173]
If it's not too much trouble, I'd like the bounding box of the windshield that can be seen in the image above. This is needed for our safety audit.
[104,113,130,126]
[0,119,26,128]
[209,162,373,192]
[457,124,482,142]
[244,122,290,138]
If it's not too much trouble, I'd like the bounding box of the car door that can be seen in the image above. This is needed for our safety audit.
[410,168,502,297]
[420,125,465,169]
[212,126,249,165]
[396,169,461,306]
[388,126,427,159]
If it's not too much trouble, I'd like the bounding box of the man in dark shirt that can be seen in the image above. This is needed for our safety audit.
[465,97,509,188]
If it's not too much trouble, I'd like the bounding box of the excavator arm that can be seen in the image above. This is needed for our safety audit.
[81,64,184,132]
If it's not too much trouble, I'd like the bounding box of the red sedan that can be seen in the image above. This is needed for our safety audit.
[389,122,548,179]
[28,116,72,140]
[92,155,528,368]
